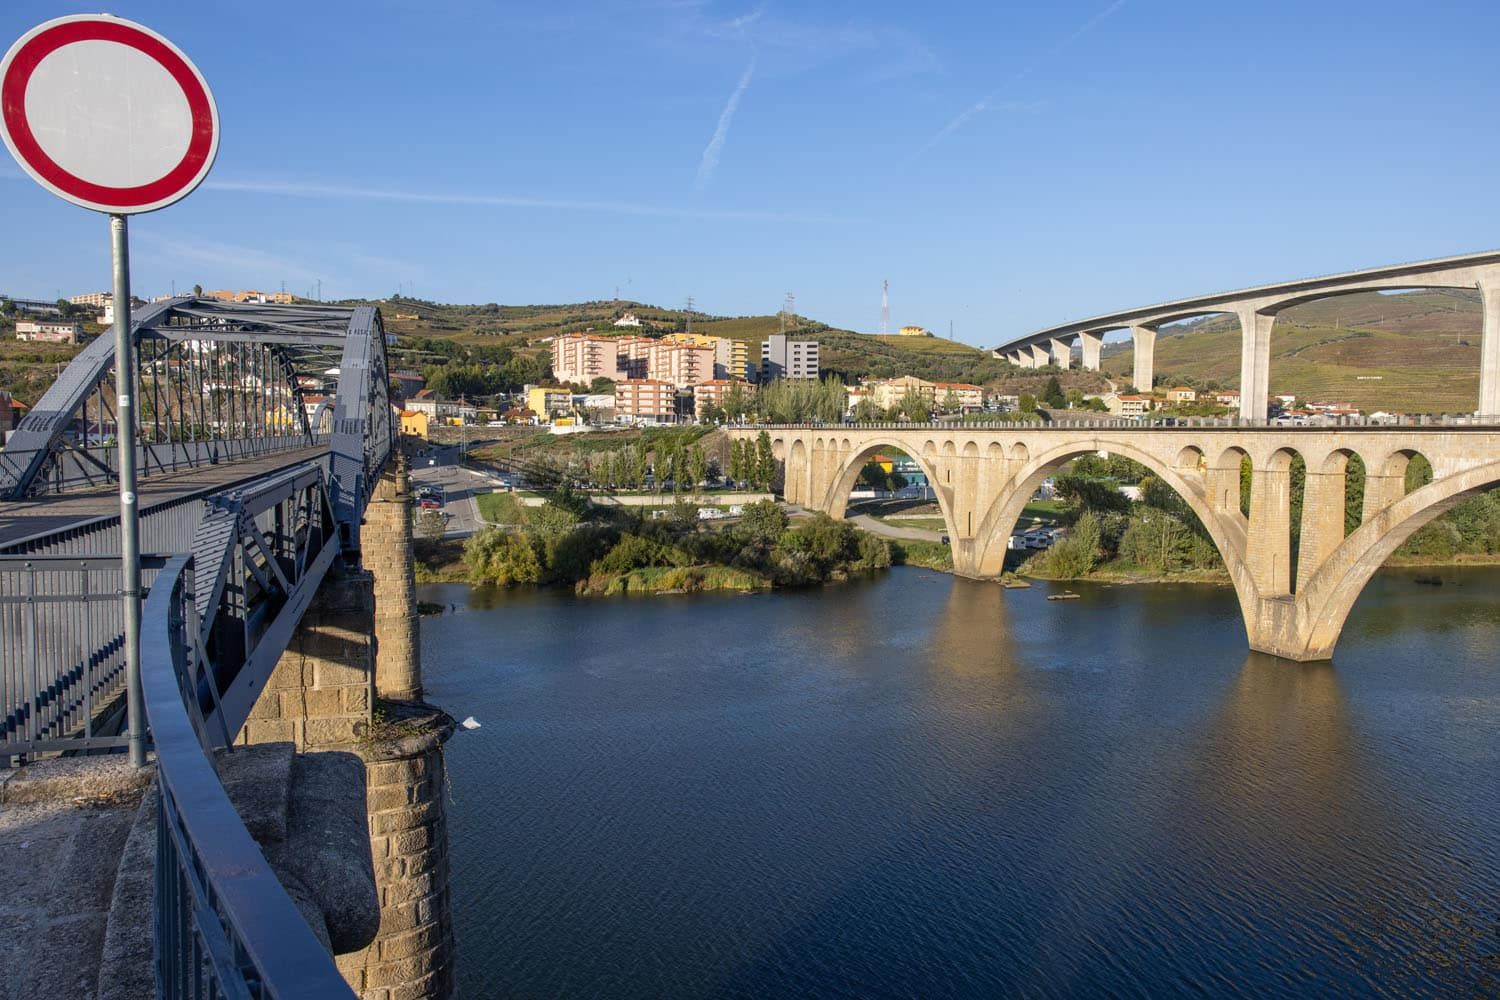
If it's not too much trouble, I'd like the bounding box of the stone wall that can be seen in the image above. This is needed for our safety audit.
[238,569,375,748]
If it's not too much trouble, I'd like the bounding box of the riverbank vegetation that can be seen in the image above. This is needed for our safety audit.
[459,489,892,595]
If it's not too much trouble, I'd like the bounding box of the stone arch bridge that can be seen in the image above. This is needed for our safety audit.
[729,422,1500,662]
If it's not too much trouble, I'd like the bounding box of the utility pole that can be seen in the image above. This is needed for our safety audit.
[880,279,890,335]
[685,295,694,334]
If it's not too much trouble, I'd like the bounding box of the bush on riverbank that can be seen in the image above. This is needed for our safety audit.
[889,539,954,571]
[460,491,893,594]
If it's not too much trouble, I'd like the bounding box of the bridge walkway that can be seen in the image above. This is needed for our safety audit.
[0,446,326,551]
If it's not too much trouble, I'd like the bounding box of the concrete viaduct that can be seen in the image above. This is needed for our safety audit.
[991,250,1500,419]
[732,421,1500,662]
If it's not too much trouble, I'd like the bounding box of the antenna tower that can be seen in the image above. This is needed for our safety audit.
[685,295,694,334]
[880,279,890,334]
[781,291,795,332]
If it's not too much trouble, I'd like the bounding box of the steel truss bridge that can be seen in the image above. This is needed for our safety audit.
[1,298,393,997]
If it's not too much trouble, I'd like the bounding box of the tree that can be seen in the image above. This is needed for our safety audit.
[1042,376,1067,409]
[896,389,930,422]
[738,499,788,542]
[940,390,961,413]
[192,284,203,298]
[689,445,707,489]
[755,431,776,491]
[1019,392,1038,414]
[589,376,616,394]
[722,382,752,422]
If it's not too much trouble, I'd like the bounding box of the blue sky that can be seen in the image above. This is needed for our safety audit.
[4,0,1499,347]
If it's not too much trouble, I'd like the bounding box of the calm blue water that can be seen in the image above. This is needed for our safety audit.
[420,568,1500,998]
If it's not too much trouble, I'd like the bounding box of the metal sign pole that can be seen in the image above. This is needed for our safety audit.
[110,213,145,768]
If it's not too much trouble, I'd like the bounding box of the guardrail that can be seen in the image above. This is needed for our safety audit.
[0,554,164,765]
[143,555,356,999]
[733,413,1500,431]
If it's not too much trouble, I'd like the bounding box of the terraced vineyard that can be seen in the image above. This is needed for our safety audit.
[1102,289,1482,412]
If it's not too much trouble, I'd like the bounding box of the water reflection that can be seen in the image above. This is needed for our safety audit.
[423,569,1500,999]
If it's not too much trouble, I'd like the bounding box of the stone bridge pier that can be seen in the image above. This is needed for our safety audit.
[747,425,1500,663]
[238,450,456,999]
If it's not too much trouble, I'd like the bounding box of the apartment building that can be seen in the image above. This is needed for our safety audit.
[759,335,819,381]
[614,379,677,423]
[551,333,625,385]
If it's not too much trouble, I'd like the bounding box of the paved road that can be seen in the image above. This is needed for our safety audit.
[848,514,944,543]
[409,445,507,539]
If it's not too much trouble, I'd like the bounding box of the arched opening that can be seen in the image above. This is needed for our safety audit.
[1244,447,1303,597]
[1297,458,1500,658]
[972,440,1242,596]
[1208,446,1250,522]
[822,442,957,547]
[785,439,807,504]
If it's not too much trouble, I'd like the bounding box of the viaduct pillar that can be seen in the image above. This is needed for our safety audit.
[1130,325,1156,391]
[1480,276,1500,417]
[1079,332,1103,371]
[1049,337,1072,369]
[1030,344,1050,368]
[1236,307,1275,421]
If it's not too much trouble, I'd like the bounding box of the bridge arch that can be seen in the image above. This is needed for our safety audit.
[821,440,957,543]
[970,438,1256,609]
[1295,458,1500,658]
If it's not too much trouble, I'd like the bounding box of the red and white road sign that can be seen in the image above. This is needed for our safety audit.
[0,15,218,214]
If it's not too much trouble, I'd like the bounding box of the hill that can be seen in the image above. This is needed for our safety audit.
[360,295,1040,389]
[1101,289,1482,412]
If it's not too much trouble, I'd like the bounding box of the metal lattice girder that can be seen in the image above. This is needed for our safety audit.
[0,297,393,503]
[186,460,341,744]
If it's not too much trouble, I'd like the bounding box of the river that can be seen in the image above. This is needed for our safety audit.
[418,567,1500,998]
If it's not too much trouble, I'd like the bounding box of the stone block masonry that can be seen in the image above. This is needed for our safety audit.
[239,569,376,748]
[336,706,457,1000]
[367,455,422,702]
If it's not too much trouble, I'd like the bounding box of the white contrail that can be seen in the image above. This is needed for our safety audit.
[911,0,1128,161]
[201,177,865,224]
[695,51,757,191]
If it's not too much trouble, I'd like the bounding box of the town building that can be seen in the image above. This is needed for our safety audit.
[759,335,819,381]
[933,382,987,411]
[15,320,83,344]
[205,289,295,304]
[69,291,112,309]
[552,333,625,385]
[391,370,426,399]
[652,343,716,388]
[1103,392,1154,418]
[614,379,676,423]
[663,332,750,381]
[1165,386,1197,404]
[399,410,430,438]
[898,325,932,337]
[612,313,642,327]
[692,379,739,419]
[526,386,574,419]
[0,391,25,433]
[1213,390,1241,407]
[868,375,937,410]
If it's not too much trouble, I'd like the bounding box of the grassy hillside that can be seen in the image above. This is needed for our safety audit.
[1102,289,1482,412]
[358,294,1046,389]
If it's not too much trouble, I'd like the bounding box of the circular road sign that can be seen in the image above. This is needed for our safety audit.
[0,15,219,214]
